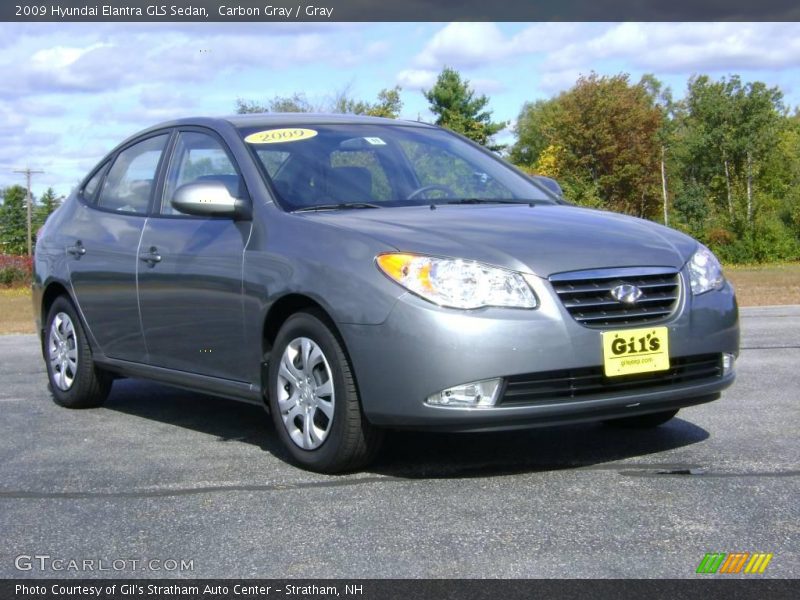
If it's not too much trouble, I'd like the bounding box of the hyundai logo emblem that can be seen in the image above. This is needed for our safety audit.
[611,283,643,304]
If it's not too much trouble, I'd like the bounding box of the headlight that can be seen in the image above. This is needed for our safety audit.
[376,253,537,309]
[688,244,724,295]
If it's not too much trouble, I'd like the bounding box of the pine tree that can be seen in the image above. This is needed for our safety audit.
[423,67,505,149]
[0,185,29,255]
[34,187,62,234]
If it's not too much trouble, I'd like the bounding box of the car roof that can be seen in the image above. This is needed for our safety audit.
[134,114,436,137]
[101,114,442,172]
[225,113,434,128]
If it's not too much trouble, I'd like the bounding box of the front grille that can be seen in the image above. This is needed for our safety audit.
[550,267,681,328]
[500,354,722,406]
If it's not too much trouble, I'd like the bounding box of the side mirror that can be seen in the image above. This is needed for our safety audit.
[533,175,564,199]
[171,180,250,219]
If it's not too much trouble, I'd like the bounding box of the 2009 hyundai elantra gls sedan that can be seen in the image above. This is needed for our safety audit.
[33,114,739,472]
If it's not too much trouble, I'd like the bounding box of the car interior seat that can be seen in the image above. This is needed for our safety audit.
[325,166,374,203]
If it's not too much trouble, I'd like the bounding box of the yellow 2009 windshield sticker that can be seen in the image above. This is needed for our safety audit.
[244,128,318,144]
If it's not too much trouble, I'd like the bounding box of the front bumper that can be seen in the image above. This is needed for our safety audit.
[340,274,739,431]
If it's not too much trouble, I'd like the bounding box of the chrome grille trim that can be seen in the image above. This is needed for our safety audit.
[549,266,681,328]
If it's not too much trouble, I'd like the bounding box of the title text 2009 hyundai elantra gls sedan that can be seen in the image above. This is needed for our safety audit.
[33,115,739,472]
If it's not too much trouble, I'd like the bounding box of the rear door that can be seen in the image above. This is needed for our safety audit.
[136,128,252,381]
[65,133,170,362]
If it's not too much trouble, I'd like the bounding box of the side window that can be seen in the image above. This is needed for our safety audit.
[97,135,168,214]
[81,162,108,204]
[161,131,240,216]
[399,140,510,199]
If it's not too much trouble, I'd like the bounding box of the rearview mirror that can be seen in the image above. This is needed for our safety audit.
[533,175,564,199]
[171,180,249,219]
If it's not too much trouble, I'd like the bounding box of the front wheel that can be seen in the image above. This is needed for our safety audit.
[267,311,383,473]
[605,409,679,429]
[44,296,112,409]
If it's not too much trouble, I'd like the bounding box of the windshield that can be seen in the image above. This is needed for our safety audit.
[239,123,555,211]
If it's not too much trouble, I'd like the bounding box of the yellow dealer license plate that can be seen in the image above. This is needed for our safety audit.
[602,326,670,377]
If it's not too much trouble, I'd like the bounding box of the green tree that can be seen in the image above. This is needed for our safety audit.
[736,80,785,223]
[330,84,371,115]
[236,93,316,114]
[677,75,784,222]
[509,98,562,167]
[236,86,403,118]
[640,74,679,225]
[763,113,800,237]
[366,86,403,118]
[0,185,29,255]
[675,75,795,261]
[423,67,505,149]
[33,187,62,233]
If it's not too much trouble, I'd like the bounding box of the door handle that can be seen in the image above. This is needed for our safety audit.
[139,247,162,266]
[66,241,86,258]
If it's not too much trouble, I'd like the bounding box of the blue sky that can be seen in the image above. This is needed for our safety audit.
[1,22,799,198]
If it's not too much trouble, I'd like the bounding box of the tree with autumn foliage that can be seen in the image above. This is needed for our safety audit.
[511,71,800,262]
[513,73,663,218]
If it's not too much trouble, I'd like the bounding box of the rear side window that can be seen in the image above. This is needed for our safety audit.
[97,134,168,214]
[81,163,108,203]
[161,131,241,216]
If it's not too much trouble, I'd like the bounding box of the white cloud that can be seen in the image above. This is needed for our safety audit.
[414,23,508,69]
[547,23,800,74]
[3,22,800,197]
[409,22,800,99]
[537,69,585,95]
[0,22,383,195]
[413,22,582,70]
[0,24,380,100]
[31,43,110,69]
[0,104,28,137]
[397,68,438,90]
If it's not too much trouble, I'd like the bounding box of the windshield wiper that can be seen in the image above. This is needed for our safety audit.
[445,198,526,205]
[293,202,381,213]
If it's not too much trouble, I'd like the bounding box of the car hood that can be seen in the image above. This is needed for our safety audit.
[303,204,697,277]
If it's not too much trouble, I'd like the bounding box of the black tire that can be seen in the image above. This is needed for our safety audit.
[605,409,679,429]
[44,296,112,409]
[267,310,383,473]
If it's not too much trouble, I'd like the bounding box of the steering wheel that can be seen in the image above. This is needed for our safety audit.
[406,184,457,200]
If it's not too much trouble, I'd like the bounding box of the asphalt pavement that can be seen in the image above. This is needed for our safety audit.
[0,306,797,578]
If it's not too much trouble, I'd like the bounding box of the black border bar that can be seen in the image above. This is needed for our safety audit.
[3,0,800,22]
[2,579,798,600]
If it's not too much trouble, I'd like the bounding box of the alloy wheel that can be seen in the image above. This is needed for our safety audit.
[48,312,78,391]
[276,337,335,450]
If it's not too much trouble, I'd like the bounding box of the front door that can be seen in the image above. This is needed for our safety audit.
[136,129,252,381]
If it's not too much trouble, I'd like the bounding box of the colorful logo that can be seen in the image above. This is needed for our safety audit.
[696,552,773,574]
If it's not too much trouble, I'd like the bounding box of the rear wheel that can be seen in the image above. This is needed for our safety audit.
[605,409,679,428]
[267,311,383,473]
[44,296,112,409]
